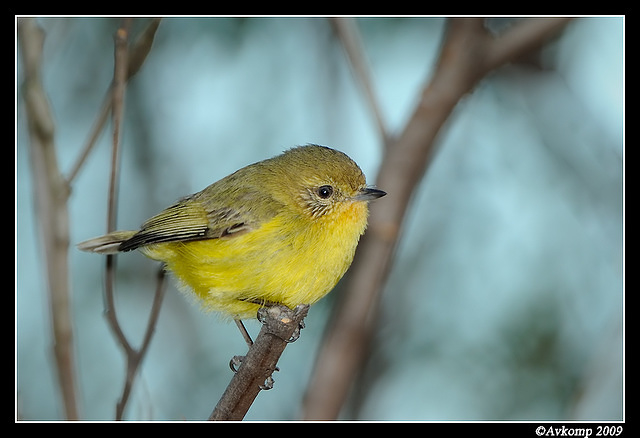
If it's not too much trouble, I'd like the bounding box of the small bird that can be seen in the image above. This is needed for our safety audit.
[78,144,386,333]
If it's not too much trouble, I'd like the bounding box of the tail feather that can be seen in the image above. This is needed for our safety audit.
[77,230,137,254]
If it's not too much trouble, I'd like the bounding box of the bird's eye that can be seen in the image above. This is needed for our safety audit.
[316,185,334,199]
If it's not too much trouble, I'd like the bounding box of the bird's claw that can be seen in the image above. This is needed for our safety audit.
[229,355,244,373]
[229,355,279,390]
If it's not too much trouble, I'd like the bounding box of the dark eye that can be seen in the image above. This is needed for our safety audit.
[317,185,334,199]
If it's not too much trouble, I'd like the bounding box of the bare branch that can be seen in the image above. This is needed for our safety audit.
[107,19,130,231]
[66,18,162,184]
[127,18,162,79]
[95,18,167,420]
[210,305,309,421]
[103,19,132,420]
[302,17,573,420]
[115,268,167,420]
[17,17,79,420]
[330,18,390,146]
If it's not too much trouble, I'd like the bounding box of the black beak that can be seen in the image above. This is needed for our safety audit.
[354,186,387,201]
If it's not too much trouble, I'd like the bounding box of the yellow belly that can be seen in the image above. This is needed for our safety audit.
[140,203,368,319]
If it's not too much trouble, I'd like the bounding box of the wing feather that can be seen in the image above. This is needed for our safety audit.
[119,182,282,252]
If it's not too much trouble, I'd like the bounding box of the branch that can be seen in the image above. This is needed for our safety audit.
[17,17,79,421]
[210,305,309,421]
[302,17,573,420]
[330,18,389,146]
[66,18,161,184]
[99,19,167,420]
[115,268,167,420]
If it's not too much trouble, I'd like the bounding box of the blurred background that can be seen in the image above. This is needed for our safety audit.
[16,17,623,421]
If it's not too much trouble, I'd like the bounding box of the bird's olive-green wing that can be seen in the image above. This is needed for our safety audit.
[119,183,282,252]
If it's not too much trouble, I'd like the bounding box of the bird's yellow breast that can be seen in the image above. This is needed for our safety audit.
[140,199,369,319]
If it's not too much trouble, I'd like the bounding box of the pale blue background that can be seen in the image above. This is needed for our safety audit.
[16,17,623,421]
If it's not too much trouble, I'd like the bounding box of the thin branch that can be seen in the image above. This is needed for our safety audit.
[101,19,167,421]
[107,19,129,231]
[210,305,309,421]
[116,268,168,420]
[66,95,111,185]
[66,18,162,185]
[127,18,162,79]
[140,269,168,355]
[330,18,390,146]
[96,18,166,420]
[302,17,573,420]
[17,17,79,421]
[104,19,132,420]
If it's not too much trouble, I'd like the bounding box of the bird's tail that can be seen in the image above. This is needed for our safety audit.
[77,230,137,254]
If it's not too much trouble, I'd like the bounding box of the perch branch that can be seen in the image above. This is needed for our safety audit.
[210,305,309,421]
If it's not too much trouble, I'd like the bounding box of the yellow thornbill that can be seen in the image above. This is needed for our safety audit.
[78,144,386,325]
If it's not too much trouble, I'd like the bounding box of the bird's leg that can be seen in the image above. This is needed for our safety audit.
[229,305,297,390]
[235,319,254,348]
[230,317,278,390]
[229,319,253,373]
[230,318,279,389]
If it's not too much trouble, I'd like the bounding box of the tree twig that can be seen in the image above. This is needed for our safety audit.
[98,18,168,420]
[330,18,389,146]
[17,17,79,421]
[210,305,309,421]
[66,18,161,185]
[115,268,167,420]
[104,18,132,420]
[302,17,573,420]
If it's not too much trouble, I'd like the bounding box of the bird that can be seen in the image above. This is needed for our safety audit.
[78,144,386,344]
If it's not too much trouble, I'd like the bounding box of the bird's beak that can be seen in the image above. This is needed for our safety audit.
[353,186,386,202]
